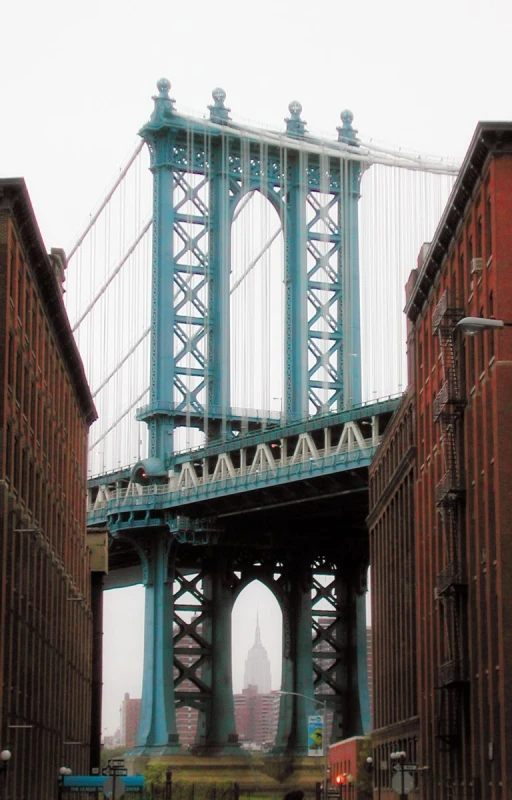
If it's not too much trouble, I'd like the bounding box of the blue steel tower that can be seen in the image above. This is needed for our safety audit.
[109,80,370,758]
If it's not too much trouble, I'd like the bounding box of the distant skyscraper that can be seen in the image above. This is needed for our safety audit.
[243,615,272,694]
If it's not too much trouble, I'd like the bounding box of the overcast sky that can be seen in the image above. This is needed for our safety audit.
[3,0,512,735]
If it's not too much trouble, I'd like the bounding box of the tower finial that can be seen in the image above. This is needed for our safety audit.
[150,78,175,123]
[209,87,231,124]
[286,101,307,137]
[337,110,358,145]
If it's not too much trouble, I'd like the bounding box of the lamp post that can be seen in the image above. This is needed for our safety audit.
[366,756,380,800]
[165,767,172,800]
[277,691,328,799]
[390,751,406,800]
[58,767,72,800]
[1,749,12,797]
[456,316,512,335]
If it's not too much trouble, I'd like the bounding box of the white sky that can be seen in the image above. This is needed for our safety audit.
[3,0,512,735]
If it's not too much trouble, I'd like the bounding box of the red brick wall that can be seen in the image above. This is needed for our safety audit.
[368,391,419,792]
[0,187,95,800]
[123,698,141,750]
[370,129,512,799]
[328,737,363,785]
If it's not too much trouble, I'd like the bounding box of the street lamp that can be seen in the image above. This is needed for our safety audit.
[277,691,328,798]
[456,316,512,335]
[58,767,72,800]
[365,756,380,800]
[0,749,11,799]
[390,751,407,800]
[0,751,11,771]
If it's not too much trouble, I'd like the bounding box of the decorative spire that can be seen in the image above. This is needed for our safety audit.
[150,78,175,124]
[209,87,231,124]
[244,613,271,693]
[286,101,307,137]
[337,110,358,146]
[254,612,261,647]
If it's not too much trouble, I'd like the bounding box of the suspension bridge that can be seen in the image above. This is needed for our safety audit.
[67,80,459,761]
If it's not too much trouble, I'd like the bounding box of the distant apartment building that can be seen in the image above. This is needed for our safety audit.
[234,686,279,746]
[120,694,141,750]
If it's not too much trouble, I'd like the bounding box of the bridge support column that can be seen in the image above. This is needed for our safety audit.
[332,561,368,741]
[204,552,239,753]
[285,152,308,422]
[149,153,176,459]
[208,135,231,439]
[275,559,314,755]
[341,155,362,409]
[135,531,180,753]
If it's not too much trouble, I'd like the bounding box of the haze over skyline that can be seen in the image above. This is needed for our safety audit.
[103,582,282,735]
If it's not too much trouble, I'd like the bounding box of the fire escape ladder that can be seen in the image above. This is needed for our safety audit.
[434,296,465,508]
[432,290,468,751]
[436,680,462,751]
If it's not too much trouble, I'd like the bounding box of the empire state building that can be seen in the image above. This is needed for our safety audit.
[243,616,272,694]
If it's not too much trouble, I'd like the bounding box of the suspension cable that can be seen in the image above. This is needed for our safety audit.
[72,218,152,331]
[89,387,149,451]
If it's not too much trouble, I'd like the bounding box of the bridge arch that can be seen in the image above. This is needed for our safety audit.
[231,579,283,746]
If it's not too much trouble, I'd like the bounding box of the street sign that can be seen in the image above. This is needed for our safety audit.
[104,775,126,799]
[103,767,128,776]
[391,771,415,794]
[108,759,126,769]
[61,776,144,795]
[393,764,417,772]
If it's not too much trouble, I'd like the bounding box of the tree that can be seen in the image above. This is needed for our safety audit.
[355,737,373,798]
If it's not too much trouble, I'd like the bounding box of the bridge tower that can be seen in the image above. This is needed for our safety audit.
[108,80,371,758]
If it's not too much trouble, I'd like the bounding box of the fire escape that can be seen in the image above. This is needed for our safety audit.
[432,289,467,751]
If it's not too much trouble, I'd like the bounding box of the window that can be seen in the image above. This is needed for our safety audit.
[7,335,15,389]
[476,216,482,259]
[489,291,495,359]
[458,251,465,296]
[486,196,493,260]
[478,307,485,375]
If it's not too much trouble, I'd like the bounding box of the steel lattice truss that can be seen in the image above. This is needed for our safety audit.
[172,171,209,413]
[306,189,344,411]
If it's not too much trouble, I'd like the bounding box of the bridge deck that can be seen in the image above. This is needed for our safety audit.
[88,398,399,533]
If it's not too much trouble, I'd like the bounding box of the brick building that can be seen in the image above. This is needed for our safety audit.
[328,736,367,790]
[0,179,97,799]
[366,626,372,726]
[121,694,141,750]
[368,389,417,795]
[369,123,512,798]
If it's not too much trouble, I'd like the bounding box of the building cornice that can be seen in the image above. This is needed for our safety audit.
[405,122,512,323]
[0,178,97,427]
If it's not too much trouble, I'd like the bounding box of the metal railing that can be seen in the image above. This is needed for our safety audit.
[89,435,378,512]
